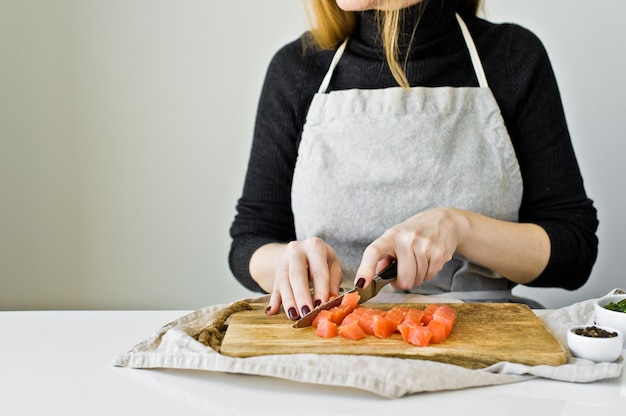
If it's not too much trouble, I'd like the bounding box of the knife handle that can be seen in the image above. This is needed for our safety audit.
[376,260,397,280]
[369,260,398,298]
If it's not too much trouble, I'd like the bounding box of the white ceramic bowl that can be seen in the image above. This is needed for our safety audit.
[594,294,626,347]
[567,325,623,362]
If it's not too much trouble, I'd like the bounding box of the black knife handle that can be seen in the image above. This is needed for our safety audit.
[377,260,397,280]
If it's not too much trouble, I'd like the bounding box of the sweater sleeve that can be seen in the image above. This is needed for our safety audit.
[495,25,599,289]
[228,37,316,293]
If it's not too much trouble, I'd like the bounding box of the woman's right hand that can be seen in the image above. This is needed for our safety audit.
[261,237,343,320]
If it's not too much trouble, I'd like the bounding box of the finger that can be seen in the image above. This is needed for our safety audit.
[268,242,305,320]
[307,248,337,308]
[265,286,282,316]
[278,274,299,320]
[413,251,429,286]
[374,255,394,275]
[283,249,311,320]
[298,250,329,316]
[423,248,450,282]
[265,261,288,316]
[355,237,395,289]
[394,238,418,290]
[324,251,343,305]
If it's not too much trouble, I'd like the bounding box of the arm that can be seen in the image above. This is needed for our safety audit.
[497,24,599,289]
[455,210,550,284]
[229,36,338,309]
[356,23,597,291]
[249,243,286,294]
[355,207,550,289]
[228,40,306,293]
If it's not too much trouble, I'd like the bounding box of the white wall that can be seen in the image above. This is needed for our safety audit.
[1,0,624,310]
[0,0,307,310]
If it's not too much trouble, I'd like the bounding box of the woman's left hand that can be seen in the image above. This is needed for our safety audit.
[354,207,464,290]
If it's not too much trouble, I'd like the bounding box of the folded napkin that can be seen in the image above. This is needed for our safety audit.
[113,290,624,398]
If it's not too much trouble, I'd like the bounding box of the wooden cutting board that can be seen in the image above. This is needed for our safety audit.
[220,302,568,369]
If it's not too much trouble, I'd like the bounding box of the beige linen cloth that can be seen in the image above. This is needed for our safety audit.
[113,290,624,399]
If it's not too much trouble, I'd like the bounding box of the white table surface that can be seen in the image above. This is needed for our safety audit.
[1,310,624,416]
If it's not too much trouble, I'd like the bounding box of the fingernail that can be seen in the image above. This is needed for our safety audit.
[287,307,298,320]
[265,306,271,315]
[301,305,311,316]
[314,299,322,308]
[355,278,366,289]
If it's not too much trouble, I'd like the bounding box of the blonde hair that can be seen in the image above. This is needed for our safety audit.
[305,0,482,88]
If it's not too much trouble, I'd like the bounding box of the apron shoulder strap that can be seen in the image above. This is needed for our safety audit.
[318,39,349,94]
[455,14,489,88]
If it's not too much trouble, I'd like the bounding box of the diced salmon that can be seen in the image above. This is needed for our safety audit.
[324,292,361,325]
[390,306,411,315]
[424,304,440,314]
[372,314,394,339]
[421,304,439,325]
[437,304,457,316]
[397,322,412,342]
[402,308,424,325]
[311,303,456,347]
[349,307,370,317]
[338,321,367,340]
[315,318,338,338]
[357,315,374,335]
[398,322,432,346]
[384,307,407,330]
[329,305,352,325]
[357,308,384,335]
[341,310,361,326]
[432,305,457,336]
[427,320,448,344]
[312,310,332,328]
[340,291,361,309]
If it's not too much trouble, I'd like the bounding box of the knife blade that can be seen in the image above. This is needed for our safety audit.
[293,260,398,328]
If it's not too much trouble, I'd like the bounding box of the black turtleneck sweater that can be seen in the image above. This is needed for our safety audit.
[229,0,599,293]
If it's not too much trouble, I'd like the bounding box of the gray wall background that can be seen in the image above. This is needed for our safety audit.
[1,0,624,310]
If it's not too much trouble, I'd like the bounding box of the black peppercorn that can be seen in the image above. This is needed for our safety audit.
[572,326,618,338]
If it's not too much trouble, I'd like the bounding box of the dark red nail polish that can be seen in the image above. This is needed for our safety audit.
[265,306,271,315]
[355,278,366,289]
[314,299,322,308]
[287,307,298,320]
[301,305,311,316]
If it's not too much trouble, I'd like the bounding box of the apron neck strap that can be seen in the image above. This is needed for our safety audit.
[318,13,489,93]
[455,14,489,88]
[318,39,349,94]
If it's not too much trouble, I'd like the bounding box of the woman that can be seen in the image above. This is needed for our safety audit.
[229,0,598,319]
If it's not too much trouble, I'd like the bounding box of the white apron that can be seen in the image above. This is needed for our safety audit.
[292,15,527,303]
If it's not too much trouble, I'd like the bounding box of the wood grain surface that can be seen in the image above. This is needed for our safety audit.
[220,302,568,369]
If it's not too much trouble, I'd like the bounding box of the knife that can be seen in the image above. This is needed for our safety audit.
[293,260,398,328]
